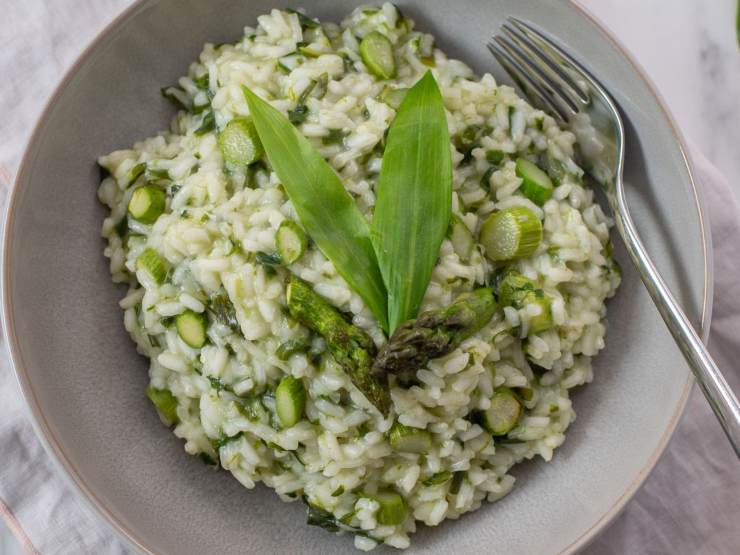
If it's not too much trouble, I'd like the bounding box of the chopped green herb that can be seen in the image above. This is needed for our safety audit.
[288,104,310,124]
[286,8,320,29]
[276,338,311,361]
[480,166,496,191]
[322,129,349,145]
[233,397,270,424]
[215,432,243,450]
[255,251,283,267]
[207,375,233,393]
[449,471,465,494]
[423,471,452,487]
[331,486,345,497]
[486,149,507,165]
[208,293,240,333]
[194,111,216,136]
[297,80,317,104]
[198,452,219,466]
[193,72,210,90]
[126,162,147,186]
[161,86,189,110]
[114,216,129,237]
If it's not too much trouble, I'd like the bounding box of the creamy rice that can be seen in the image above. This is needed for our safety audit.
[97,4,621,550]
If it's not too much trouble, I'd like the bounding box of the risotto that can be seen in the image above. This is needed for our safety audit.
[97,4,620,550]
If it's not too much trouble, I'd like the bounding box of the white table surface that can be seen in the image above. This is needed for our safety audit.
[1,1,738,553]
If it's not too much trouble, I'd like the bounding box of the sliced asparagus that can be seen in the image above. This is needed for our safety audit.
[275,375,306,428]
[276,219,307,264]
[176,310,207,348]
[516,157,554,206]
[136,248,167,285]
[218,117,263,167]
[128,185,166,224]
[373,490,406,525]
[373,288,497,377]
[388,421,432,453]
[286,275,391,415]
[146,386,179,426]
[479,206,542,262]
[479,387,522,436]
[359,31,396,79]
[498,271,553,334]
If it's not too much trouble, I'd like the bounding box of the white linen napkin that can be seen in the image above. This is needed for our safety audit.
[0,2,737,553]
[2,152,737,555]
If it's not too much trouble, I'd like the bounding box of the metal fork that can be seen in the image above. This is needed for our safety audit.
[488,18,740,458]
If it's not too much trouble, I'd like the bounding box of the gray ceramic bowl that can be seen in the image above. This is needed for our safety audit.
[3,1,711,554]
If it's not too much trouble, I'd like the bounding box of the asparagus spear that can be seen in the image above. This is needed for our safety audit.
[286,275,391,416]
[373,288,497,377]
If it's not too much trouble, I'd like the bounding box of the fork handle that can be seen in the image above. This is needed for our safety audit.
[613,183,740,459]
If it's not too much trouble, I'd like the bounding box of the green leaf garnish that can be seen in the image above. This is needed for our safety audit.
[243,86,389,331]
[371,71,452,332]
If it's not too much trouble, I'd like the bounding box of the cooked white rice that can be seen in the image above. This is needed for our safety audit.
[97,4,620,550]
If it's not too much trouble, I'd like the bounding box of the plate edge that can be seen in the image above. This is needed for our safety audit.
[563,0,713,553]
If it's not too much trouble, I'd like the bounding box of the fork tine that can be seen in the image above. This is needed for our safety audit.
[501,21,588,106]
[486,39,569,124]
[507,17,603,99]
[493,34,579,118]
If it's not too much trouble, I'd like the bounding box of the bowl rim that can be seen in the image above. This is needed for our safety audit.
[1,1,713,553]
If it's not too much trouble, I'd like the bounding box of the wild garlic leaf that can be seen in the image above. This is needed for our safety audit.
[242,86,389,331]
[371,71,452,332]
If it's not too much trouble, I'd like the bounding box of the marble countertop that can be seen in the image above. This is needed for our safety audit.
[586,0,740,195]
[1,1,738,553]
